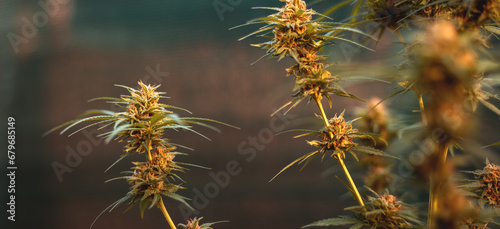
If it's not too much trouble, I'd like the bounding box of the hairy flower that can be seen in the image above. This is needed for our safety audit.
[128,147,185,199]
[271,111,391,181]
[459,202,492,229]
[464,160,500,208]
[48,81,236,225]
[418,0,500,30]
[235,0,371,114]
[304,189,421,228]
[100,145,194,218]
[363,192,415,228]
[466,73,500,116]
[365,0,413,30]
[178,217,223,229]
[120,82,173,155]
[50,81,234,165]
[309,112,359,154]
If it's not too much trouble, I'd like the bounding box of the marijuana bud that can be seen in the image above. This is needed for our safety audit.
[311,112,358,156]
[464,160,500,208]
[178,217,223,229]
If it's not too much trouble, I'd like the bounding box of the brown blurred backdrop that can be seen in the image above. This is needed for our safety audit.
[1,1,499,229]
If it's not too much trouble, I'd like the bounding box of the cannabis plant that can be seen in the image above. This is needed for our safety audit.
[178,217,225,229]
[236,0,500,228]
[304,188,421,228]
[462,159,500,209]
[47,81,234,229]
[236,0,399,214]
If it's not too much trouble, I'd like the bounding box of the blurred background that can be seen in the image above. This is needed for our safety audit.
[1,0,499,229]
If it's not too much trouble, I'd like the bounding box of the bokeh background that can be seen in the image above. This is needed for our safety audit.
[1,1,499,229]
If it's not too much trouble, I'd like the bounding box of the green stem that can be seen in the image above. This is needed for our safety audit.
[157,197,177,229]
[314,95,365,207]
[427,144,449,229]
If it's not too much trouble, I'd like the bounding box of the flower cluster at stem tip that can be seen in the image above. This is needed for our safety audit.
[309,112,358,158]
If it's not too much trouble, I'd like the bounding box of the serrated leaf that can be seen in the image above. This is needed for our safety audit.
[105,124,132,144]
[104,175,134,183]
[335,175,356,199]
[88,97,124,103]
[162,192,193,211]
[303,216,361,227]
[350,0,365,23]
[485,25,500,35]
[341,76,390,84]
[294,132,320,138]
[114,84,138,93]
[105,154,131,172]
[347,150,359,161]
[479,98,500,116]
[288,49,301,63]
[177,162,210,170]
[321,26,377,41]
[256,16,285,25]
[276,129,319,136]
[81,109,118,116]
[319,0,351,20]
[149,194,160,210]
[159,104,192,114]
[139,199,149,219]
[90,195,131,229]
[483,141,500,148]
[270,150,321,182]
[251,6,283,11]
[271,101,294,117]
[300,153,319,171]
[363,209,385,216]
[238,26,275,41]
[348,224,364,229]
[67,120,112,137]
[351,146,399,159]
[182,117,239,130]
[326,36,374,52]
[60,115,118,135]
[150,113,166,126]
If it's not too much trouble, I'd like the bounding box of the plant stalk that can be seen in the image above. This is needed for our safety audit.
[418,94,427,126]
[147,140,153,162]
[427,144,449,229]
[315,94,331,128]
[336,154,365,206]
[157,197,177,229]
[314,95,365,207]
[428,178,437,229]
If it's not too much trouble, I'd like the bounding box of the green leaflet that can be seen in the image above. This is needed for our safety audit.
[350,146,399,159]
[303,216,362,227]
[269,149,322,182]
